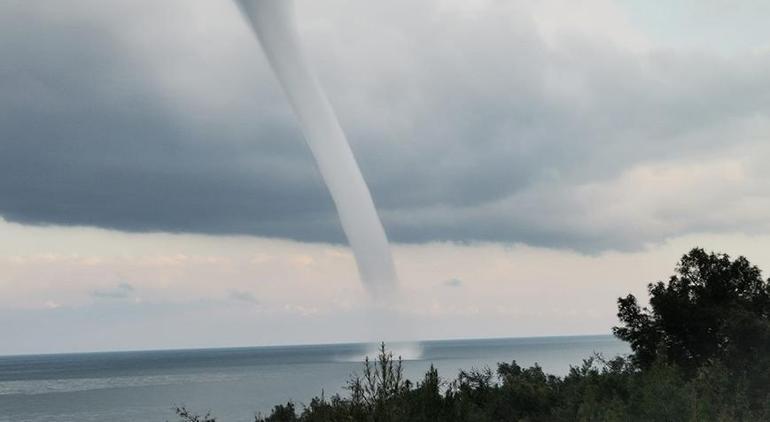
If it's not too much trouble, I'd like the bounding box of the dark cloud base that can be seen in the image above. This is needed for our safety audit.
[2,1,769,252]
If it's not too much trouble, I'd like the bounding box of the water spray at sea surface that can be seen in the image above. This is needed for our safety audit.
[235,0,397,301]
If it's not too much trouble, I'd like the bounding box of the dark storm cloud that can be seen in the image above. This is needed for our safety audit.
[2,0,770,252]
[0,1,344,243]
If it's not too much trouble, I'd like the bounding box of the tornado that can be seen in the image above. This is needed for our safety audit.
[235,0,397,301]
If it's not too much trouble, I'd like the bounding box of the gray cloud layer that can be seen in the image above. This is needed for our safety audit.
[2,1,770,252]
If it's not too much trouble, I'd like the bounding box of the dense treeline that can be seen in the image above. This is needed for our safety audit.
[176,248,770,421]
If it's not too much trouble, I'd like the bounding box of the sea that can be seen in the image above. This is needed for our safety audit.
[0,335,628,422]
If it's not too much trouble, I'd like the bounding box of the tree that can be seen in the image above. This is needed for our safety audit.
[346,342,407,421]
[613,248,770,376]
[173,407,217,422]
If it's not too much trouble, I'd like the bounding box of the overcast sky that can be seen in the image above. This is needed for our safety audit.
[2,0,770,354]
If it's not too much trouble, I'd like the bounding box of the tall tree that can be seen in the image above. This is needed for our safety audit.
[614,248,770,374]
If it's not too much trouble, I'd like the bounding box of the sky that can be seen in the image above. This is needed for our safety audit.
[1,0,770,355]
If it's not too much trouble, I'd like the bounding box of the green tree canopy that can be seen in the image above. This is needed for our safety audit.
[613,247,770,375]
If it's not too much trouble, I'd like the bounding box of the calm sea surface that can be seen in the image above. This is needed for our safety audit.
[0,335,628,422]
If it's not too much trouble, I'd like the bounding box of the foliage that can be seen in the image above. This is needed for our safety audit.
[614,248,770,372]
[613,247,770,412]
[173,406,217,422]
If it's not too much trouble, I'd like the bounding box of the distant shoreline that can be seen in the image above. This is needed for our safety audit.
[0,332,616,359]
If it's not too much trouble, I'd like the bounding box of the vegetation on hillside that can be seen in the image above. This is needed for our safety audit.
[175,248,770,421]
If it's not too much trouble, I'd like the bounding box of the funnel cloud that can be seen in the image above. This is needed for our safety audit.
[235,0,397,299]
